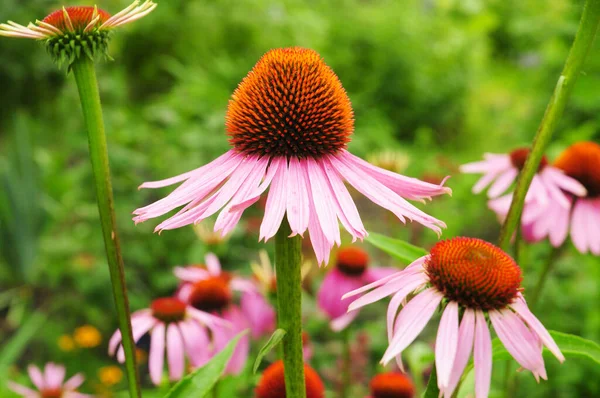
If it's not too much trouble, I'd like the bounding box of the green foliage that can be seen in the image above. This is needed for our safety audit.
[366,232,428,265]
[253,328,286,374]
[164,332,246,398]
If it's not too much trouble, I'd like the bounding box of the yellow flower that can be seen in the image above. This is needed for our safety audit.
[57,334,75,352]
[74,325,102,348]
[98,365,123,386]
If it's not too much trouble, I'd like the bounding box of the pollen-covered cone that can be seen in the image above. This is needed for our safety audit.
[133,47,450,265]
[255,360,324,398]
[344,237,564,398]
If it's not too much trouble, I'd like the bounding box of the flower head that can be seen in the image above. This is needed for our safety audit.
[108,297,227,385]
[255,360,325,398]
[509,141,600,254]
[0,1,156,67]
[368,372,415,398]
[8,363,91,398]
[134,47,450,265]
[317,246,396,331]
[345,237,564,398]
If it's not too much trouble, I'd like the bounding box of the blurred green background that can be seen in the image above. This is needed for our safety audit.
[1,0,599,396]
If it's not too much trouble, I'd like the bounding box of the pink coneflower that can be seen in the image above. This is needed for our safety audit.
[367,372,415,398]
[108,297,227,385]
[175,252,274,338]
[460,148,584,206]
[515,142,600,254]
[0,1,156,66]
[317,246,396,331]
[133,47,450,265]
[255,360,325,398]
[8,363,92,398]
[344,237,564,397]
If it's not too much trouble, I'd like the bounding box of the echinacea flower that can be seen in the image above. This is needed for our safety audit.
[368,372,415,398]
[344,237,564,397]
[514,142,600,254]
[108,297,227,385]
[255,360,325,398]
[175,252,274,339]
[461,148,584,208]
[0,1,156,67]
[8,363,92,398]
[317,246,396,331]
[133,47,450,265]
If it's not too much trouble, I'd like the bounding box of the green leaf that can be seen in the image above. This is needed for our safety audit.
[164,331,246,398]
[423,365,439,398]
[253,328,286,374]
[366,232,428,264]
[0,311,46,375]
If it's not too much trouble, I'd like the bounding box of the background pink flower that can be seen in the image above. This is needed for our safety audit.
[8,363,91,398]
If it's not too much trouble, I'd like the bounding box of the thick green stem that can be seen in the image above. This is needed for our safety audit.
[499,0,600,250]
[71,57,141,397]
[275,220,305,398]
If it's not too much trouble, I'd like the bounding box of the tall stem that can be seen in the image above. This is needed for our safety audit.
[71,57,141,397]
[275,220,305,398]
[530,246,563,307]
[340,328,351,398]
[498,0,600,250]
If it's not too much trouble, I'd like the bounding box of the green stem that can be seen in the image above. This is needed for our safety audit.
[275,220,305,398]
[71,57,141,397]
[530,246,563,307]
[498,0,600,250]
[340,328,351,398]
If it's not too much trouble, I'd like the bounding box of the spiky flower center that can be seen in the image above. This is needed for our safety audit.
[43,7,111,32]
[226,47,354,159]
[151,298,187,323]
[426,237,522,311]
[554,141,600,197]
[255,360,325,398]
[509,147,547,171]
[189,276,232,313]
[369,372,415,398]
[41,389,63,398]
[336,246,369,276]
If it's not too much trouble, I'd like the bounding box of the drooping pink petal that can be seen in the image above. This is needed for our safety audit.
[117,313,158,362]
[541,167,587,197]
[472,170,503,194]
[179,320,211,368]
[44,363,66,390]
[385,274,429,341]
[241,290,276,338]
[511,295,564,363]
[205,253,222,276]
[474,310,492,398]
[364,266,398,284]
[306,187,331,266]
[173,266,209,282]
[166,324,185,381]
[187,307,231,334]
[7,381,38,397]
[286,157,310,236]
[548,199,571,247]
[318,269,365,320]
[229,156,280,212]
[490,309,545,379]
[330,311,359,332]
[260,157,288,241]
[570,199,589,253]
[381,288,443,364]
[149,323,166,386]
[583,199,600,255]
[435,302,459,389]
[306,158,341,246]
[443,309,475,398]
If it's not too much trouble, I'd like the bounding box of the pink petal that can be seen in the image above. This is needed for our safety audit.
[44,362,65,390]
[241,290,276,337]
[474,310,492,398]
[330,311,359,332]
[7,381,38,397]
[381,288,443,364]
[511,296,564,362]
[570,199,589,253]
[286,157,309,236]
[205,253,222,276]
[260,157,288,241]
[490,309,545,377]
[63,373,85,390]
[435,302,459,389]
[167,324,185,381]
[443,309,475,398]
[306,158,340,246]
[487,168,518,198]
[306,186,332,266]
[543,167,587,197]
[386,274,430,341]
[116,313,158,362]
[27,365,45,390]
[149,323,166,386]
[179,320,210,368]
[549,199,571,247]
[173,266,209,282]
[584,199,600,255]
[349,271,426,312]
